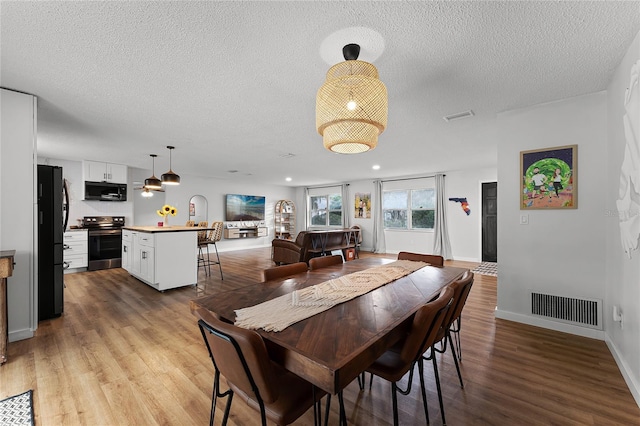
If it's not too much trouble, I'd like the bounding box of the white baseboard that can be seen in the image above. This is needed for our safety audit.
[605,333,640,409]
[494,309,604,340]
[216,242,271,253]
[452,256,481,262]
[9,328,34,342]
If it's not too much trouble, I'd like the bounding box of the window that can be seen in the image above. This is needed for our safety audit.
[383,188,435,229]
[309,194,342,227]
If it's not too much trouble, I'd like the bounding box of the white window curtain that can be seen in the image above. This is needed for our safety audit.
[372,179,386,253]
[433,173,452,259]
[342,184,350,228]
[304,187,309,231]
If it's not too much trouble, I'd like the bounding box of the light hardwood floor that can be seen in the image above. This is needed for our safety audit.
[1,248,639,425]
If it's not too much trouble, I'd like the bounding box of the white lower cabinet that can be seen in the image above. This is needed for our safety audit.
[122,230,133,272]
[122,229,197,291]
[63,230,88,273]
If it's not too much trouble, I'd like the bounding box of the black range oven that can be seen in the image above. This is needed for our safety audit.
[84,216,125,271]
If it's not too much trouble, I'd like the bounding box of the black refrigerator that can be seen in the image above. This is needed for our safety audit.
[37,165,69,321]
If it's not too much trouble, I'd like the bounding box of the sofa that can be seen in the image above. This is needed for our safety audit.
[272,229,358,265]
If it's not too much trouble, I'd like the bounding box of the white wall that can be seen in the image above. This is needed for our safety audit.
[1,89,37,341]
[158,174,296,252]
[495,92,608,339]
[33,157,296,253]
[605,30,640,406]
[130,166,166,227]
[446,168,498,261]
[294,167,497,261]
[37,157,135,227]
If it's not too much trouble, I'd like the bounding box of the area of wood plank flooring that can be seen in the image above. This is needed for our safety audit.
[1,248,638,425]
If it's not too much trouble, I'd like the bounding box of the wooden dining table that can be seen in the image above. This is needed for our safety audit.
[190,257,468,398]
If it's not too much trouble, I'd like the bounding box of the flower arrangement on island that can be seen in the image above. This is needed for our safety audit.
[157,204,178,226]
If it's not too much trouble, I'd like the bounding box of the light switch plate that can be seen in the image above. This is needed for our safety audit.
[520,215,529,225]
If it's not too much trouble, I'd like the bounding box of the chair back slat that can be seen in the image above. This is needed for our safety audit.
[261,262,308,282]
[398,251,444,266]
[309,255,343,270]
[197,221,208,242]
[211,221,224,243]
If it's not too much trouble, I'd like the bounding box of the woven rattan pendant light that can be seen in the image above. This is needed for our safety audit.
[316,44,387,154]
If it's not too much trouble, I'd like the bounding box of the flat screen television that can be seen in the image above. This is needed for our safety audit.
[225,194,266,221]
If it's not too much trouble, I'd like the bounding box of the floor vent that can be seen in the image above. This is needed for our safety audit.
[530,292,602,330]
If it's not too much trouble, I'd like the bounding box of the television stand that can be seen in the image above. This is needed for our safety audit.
[224,221,268,239]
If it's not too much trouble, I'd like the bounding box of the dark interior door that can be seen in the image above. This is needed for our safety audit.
[482,182,497,263]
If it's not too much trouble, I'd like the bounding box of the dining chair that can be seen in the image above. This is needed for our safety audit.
[397,251,444,267]
[308,254,343,270]
[431,271,474,387]
[195,307,328,426]
[185,220,195,227]
[365,286,454,426]
[260,262,308,282]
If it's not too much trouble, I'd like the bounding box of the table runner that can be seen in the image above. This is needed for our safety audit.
[234,260,427,332]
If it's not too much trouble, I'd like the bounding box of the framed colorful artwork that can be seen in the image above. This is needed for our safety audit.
[521,145,577,209]
[354,193,371,218]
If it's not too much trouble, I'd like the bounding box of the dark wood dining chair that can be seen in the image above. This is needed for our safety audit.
[195,307,327,426]
[365,286,454,426]
[397,251,444,267]
[432,271,474,387]
[260,262,308,282]
[308,254,343,270]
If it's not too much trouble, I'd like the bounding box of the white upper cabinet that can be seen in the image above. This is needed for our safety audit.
[83,160,127,183]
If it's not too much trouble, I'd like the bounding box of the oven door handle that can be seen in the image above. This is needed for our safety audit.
[88,229,122,236]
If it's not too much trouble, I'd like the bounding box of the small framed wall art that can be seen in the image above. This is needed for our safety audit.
[520,144,577,210]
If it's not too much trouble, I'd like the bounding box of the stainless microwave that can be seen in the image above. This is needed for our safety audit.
[84,181,127,201]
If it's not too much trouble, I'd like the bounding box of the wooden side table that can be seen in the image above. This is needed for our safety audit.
[0,250,15,365]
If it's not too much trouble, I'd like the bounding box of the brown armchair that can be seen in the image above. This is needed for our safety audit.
[272,230,357,265]
[272,231,309,266]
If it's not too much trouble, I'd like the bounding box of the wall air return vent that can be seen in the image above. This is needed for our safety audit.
[443,110,475,122]
[530,291,602,330]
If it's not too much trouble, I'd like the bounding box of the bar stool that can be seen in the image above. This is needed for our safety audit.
[198,221,224,280]
[196,221,209,275]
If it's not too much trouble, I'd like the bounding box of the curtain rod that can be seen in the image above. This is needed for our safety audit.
[378,174,445,183]
[305,183,348,190]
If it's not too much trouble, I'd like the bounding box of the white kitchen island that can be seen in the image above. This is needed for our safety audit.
[122,226,202,291]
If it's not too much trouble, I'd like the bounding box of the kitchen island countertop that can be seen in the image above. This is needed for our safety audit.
[123,225,212,233]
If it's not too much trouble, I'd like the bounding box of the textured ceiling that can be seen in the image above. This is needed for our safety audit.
[2,1,639,186]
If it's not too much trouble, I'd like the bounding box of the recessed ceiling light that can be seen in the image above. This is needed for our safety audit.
[285,177,292,182]
[227,170,238,173]
[372,165,381,170]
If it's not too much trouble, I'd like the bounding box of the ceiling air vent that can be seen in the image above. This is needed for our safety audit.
[279,153,296,159]
[443,110,475,122]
